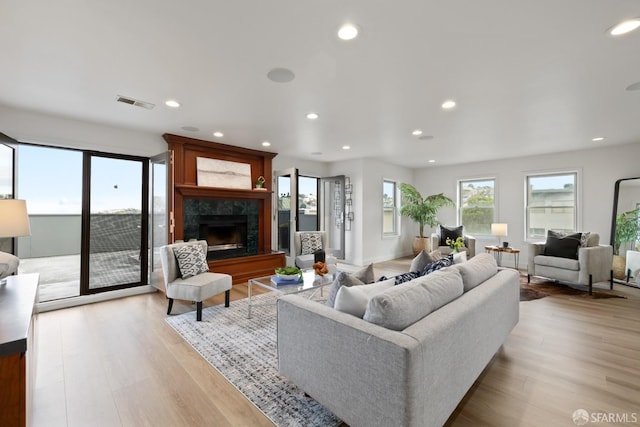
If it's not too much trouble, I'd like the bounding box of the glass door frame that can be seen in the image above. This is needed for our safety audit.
[80,151,150,295]
[274,167,298,262]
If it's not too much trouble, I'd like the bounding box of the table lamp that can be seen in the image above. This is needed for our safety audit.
[0,199,31,283]
[491,223,508,248]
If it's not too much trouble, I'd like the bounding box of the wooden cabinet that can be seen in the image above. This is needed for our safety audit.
[0,273,39,427]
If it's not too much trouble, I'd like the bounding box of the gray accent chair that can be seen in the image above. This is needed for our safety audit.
[160,240,232,321]
[527,232,613,295]
[293,231,338,273]
[430,227,476,258]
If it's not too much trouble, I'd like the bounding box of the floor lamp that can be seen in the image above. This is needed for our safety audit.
[491,223,508,248]
[0,199,31,283]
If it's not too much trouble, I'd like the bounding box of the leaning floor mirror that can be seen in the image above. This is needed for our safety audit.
[611,177,640,286]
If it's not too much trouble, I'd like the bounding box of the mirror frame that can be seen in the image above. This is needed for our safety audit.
[610,176,640,249]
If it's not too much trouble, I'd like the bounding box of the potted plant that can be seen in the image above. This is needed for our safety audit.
[399,183,455,255]
[255,175,266,189]
[613,208,640,279]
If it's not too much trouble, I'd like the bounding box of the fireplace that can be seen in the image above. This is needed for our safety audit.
[182,198,260,260]
[199,215,248,259]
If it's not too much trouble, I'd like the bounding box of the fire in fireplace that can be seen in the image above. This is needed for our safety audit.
[199,215,248,259]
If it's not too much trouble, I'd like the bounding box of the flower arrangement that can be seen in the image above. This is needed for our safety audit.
[446,236,465,252]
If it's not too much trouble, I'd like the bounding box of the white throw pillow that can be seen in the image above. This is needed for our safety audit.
[453,251,467,264]
[334,278,395,318]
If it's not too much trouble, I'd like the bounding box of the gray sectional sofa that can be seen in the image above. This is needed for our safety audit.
[277,253,520,427]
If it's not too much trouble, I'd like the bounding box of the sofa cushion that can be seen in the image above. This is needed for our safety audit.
[544,230,581,259]
[363,269,464,331]
[534,255,580,271]
[409,250,434,272]
[300,232,323,255]
[352,263,375,284]
[325,264,375,308]
[334,278,395,318]
[173,244,209,279]
[439,225,463,246]
[451,252,497,292]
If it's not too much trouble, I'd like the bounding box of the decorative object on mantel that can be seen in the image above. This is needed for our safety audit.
[196,157,252,189]
[254,175,267,190]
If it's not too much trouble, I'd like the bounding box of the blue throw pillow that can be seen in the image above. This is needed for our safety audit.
[422,254,454,276]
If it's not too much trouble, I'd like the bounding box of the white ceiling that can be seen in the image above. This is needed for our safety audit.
[1,0,639,167]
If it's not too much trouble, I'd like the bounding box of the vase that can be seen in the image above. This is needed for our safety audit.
[613,255,627,280]
[412,237,430,256]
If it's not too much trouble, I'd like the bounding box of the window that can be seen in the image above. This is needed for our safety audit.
[526,172,577,240]
[459,178,495,235]
[383,180,397,235]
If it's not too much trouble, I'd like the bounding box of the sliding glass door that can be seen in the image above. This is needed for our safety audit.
[275,168,298,260]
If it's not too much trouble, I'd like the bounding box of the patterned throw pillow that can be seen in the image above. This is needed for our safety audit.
[173,244,209,279]
[422,254,454,276]
[579,232,591,247]
[300,233,323,255]
[377,271,420,286]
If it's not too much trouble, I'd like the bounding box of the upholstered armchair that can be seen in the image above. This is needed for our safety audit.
[430,225,476,258]
[160,240,232,321]
[293,231,338,273]
[527,231,613,295]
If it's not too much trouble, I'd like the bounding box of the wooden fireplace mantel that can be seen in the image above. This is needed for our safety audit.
[163,133,285,283]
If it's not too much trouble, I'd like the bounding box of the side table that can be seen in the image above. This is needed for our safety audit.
[484,245,520,269]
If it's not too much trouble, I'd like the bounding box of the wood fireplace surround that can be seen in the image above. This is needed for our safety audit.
[163,133,285,284]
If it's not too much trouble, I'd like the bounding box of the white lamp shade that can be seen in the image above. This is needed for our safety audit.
[0,199,31,238]
[491,223,508,237]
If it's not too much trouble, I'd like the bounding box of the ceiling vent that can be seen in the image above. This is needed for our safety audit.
[116,95,155,110]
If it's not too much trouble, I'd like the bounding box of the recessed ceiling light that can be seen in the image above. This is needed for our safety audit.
[626,81,640,91]
[342,145,351,150]
[412,129,423,136]
[592,137,606,142]
[165,100,180,108]
[213,131,224,138]
[608,18,640,36]
[418,135,434,141]
[267,67,295,83]
[306,112,319,120]
[441,100,456,110]
[428,159,436,163]
[181,126,199,132]
[338,23,359,40]
[262,141,271,147]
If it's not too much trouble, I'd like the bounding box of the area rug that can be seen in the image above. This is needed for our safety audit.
[165,293,342,427]
[520,275,626,301]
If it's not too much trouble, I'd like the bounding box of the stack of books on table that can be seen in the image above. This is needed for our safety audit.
[270,275,303,286]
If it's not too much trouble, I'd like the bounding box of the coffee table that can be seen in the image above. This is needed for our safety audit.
[247,270,334,318]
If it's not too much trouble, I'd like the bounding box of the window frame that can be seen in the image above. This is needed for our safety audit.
[457,177,496,237]
[382,179,399,236]
[525,170,580,241]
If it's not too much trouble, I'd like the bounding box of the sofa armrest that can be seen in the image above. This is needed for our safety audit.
[430,233,440,252]
[577,245,613,284]
[464,235,476,258]
[277,296,419,427]
[527,242,546,275]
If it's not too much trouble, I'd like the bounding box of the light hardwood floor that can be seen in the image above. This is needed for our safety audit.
[33,260,640,427]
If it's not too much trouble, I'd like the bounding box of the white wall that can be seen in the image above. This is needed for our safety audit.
[414,142,640,269]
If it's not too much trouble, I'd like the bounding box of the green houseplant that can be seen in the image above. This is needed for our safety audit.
[399,183,455,255]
